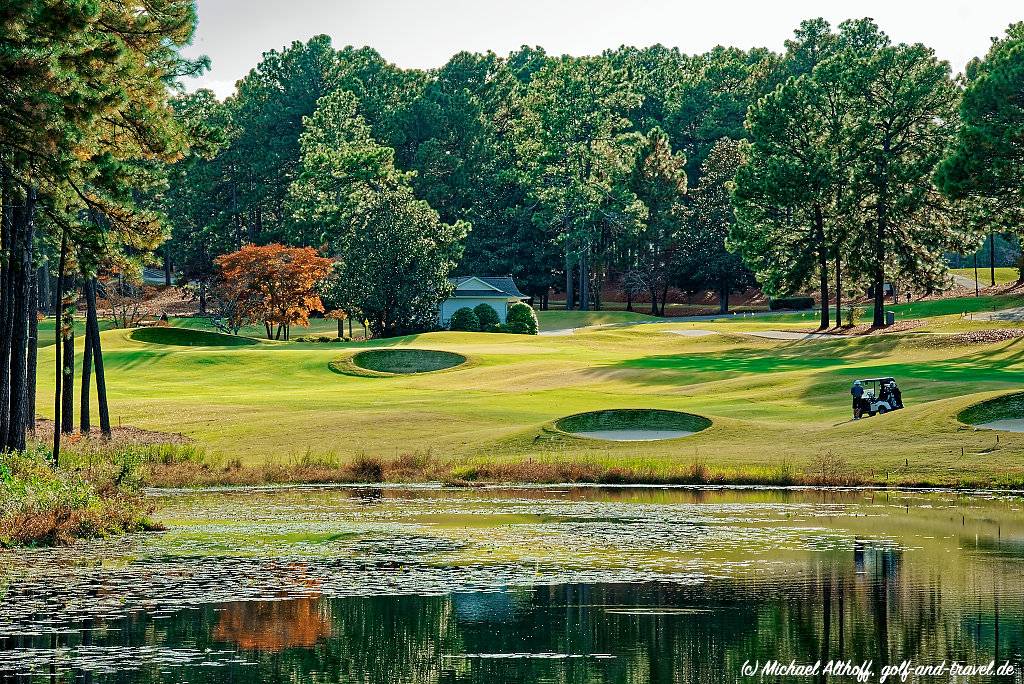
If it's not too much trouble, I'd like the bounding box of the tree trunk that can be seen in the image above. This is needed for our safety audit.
[872,217,886,327]
[578,250,589,311]
[39,261,51,315]
[718,282,729,315]
[337,319,344,337]
[164,254,172,286]
[80,276,93,434]
[53,231,68,467]
[8,188,35,451]
[198,280,207,315]
[564,252,574,311]
[85,278,110,436]
[834,256,842,329]
[660,282,669,317]
[26,265,38,437]
[0,177,15,450]
[974,253,980,297]
[815,205,830,330]
[990,230,996,287]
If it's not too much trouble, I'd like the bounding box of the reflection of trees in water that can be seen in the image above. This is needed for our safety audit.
[18,550,1024,684]
[213,597,332,651]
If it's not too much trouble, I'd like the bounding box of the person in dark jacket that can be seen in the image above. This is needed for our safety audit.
[851,380,865,419]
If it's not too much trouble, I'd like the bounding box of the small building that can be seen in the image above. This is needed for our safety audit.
[439,276,528,327]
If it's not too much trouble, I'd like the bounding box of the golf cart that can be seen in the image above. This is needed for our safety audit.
[854,377,904,418]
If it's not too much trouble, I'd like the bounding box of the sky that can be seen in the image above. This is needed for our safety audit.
[182,1,1022,99]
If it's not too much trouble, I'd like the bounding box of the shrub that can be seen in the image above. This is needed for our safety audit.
[448,306,479,332]
[473,303,501,331]
[769,296,815,311]
[505,302,538,335]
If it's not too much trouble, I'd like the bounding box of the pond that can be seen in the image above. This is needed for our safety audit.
[2,486,1023,682]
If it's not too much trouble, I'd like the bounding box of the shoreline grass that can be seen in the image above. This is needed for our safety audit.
[1,446,160,548]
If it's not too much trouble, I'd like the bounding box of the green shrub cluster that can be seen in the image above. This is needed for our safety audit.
[504,302,538,334]
[448,307,480,331]
[473,303,501,331]
[448,303,537,334]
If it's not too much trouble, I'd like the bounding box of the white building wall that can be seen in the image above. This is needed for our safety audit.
[439,298,510,326]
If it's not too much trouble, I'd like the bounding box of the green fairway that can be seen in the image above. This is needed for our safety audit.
[32,303,1024,487]
[951,267,1021,286]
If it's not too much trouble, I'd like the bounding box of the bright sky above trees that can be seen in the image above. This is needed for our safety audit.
[183,0,1020,98]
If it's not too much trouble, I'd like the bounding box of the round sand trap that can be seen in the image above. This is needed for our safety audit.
[556,409,711,442]
[352,349,466,374]
[977,419,1024,433]
[130,327,256,347]
[959,392,1024,432]
[573,429,697,441]
[665,329,718,337]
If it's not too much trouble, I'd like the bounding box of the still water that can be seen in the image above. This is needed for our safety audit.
[1,486,1023,682]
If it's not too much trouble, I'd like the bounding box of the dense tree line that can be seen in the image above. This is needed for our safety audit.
[162,18,1023,332]
[161,35,787,319]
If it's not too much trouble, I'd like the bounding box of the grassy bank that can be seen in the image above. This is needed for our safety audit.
[0,446,160,547]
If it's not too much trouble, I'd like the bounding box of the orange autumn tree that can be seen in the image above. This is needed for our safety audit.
[215,244,333,340]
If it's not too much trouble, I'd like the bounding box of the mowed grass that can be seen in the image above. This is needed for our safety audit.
[30,307,1024,487]
[951,267,1020,286]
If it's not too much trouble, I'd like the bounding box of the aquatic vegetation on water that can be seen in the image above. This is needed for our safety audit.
[2,486,1023,682]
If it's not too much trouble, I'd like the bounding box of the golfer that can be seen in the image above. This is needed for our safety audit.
[851,380,864,420]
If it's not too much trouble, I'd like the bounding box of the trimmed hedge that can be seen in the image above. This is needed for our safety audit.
[505,302,538,335]
[769,296,815,311]
[474,303,501,331]
[448,307,479,332]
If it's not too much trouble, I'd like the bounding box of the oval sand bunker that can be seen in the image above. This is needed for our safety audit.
[573,429,698,441]
[352,349,466,374]
[556,409,711,442]
[959,392,1024,433]
[977,419,1024,433]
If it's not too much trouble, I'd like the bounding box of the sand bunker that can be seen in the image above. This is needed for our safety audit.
[556,409,711,442]
[665,329,719,337]
[573,429,697,441]
[977,419,1024,433]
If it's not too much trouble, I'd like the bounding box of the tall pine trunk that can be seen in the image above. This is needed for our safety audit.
[990,230,996,287]
[26,265,37,437]
[578,249,589,311]
[815,205,830,330]
[80,275,93,434]
[0,176,14,449]
[8,189,35,451]
[834,256,843,329]
[564,252,574,311]
[872,215,886,327]
[85,278,111,437]
[53,231,68,467]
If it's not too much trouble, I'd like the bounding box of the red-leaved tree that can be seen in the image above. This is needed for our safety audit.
[214,244,333,339]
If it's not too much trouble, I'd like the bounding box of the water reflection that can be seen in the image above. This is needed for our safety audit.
[1,487,1023,682]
